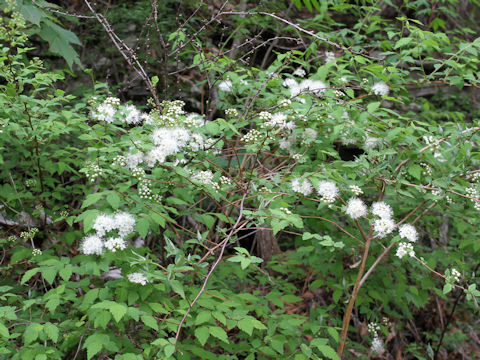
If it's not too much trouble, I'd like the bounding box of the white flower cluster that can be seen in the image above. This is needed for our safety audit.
[81,212,136,256]
[324,51,336,64]
[293,68,306,77]
[349,185,363,196]
[90,97,148,126]
[364,136,380,150]
[279,207,292,214]
[279,98,292,107]
[371,202,395,238]
[291,178,313,196]
[218,79,233,92]
[191,170,219,190]
[345,198,367,219]
[144,126,203,167]
[241,129,262,143]
[317,181,339,204]
[450,268,461,283]
[225,108,239,118]
[371,81,389,96]
[368,322,381,337]
[370,336,384,354]
[395,242,415,259]
[127,272,148,285]
[262,113,296,131]
[85,162,103,182]
[465,186,480,210]
[421,162,433,176]
[398,224,418,242]
[284,78,327,99]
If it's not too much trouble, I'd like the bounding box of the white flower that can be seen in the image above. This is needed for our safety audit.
[127,272,148,285]
[371,336,384,354]
[398,224,418,242]
[317,181,338,203]
[81,235,104,255]
[396,242,415,259]
[303,128,318,140]
[373,218,396,238]
[371,202,393,219]
[345,198,367,219]
[126,151,144,169]
[93,213,116,237]
[349,185,363,196]
[324,51,336,64]
[104,237,127,252]
[293,68,306,77]
[364,136,380,149]
[92,103,116,123]
[451,268,461,283]
[218,79,233,92]
[282,78,298,88]
[299,79,327,96]
[114,212,136,237]
[291,178,313,196]
[371,81,389,96]
[122,104,142,125]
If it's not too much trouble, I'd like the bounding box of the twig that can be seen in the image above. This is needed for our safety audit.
[174,193,248,346]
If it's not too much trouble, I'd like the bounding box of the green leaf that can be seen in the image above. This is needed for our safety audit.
[43,322,59,343]
[110,303,127,322]
[141,315,158,331]
[0,322,10,339]
[20,4,46,25]
[195,326,210,346]
[408,164,422,180]
[164,344,175,357]
[81,192,103,209]
[136,217,150,239]
[94,311,112,329]
[150,212,166,228]
[394,37,412,49]
[106,192,121,209]
[21,268,40,284]
[169,279,185,299]
[195,310,212,325]
[24,323,42,345]
[41,267,57,285]
[300,343,312,357]
[86,341,102,360]
[209,326,228,343]
[237,318,254,335]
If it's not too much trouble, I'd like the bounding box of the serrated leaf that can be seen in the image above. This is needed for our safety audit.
[106,192,121,209]
[0,322,10,339]
[21,268,40,284]
[212,311,227,325]
[317,344,340,360]
[81,192,103,209]
[301,343,312,357]
[141,315,158,331]
[394,37,412,49]
[94,310,111,329]
[150,212,166,228]
[195,310,212,325]
[164,344,175,357]
[59,266,73,281]
[237,318,253,335]
[43,322,59,343]
[41,267,57,285]
[209,326,228,343]
[136,217,149,239]
[195,326,210,346]
[86,341,102,360]
[408,164,422,180]
[110,303,127,322]
[169,279,185,299]
[24,323,42,345]
[20,4,46,25]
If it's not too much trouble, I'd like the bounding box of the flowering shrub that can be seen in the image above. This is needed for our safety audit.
[1,1,480,360]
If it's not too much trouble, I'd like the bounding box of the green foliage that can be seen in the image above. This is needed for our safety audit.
[1,1,480,359]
